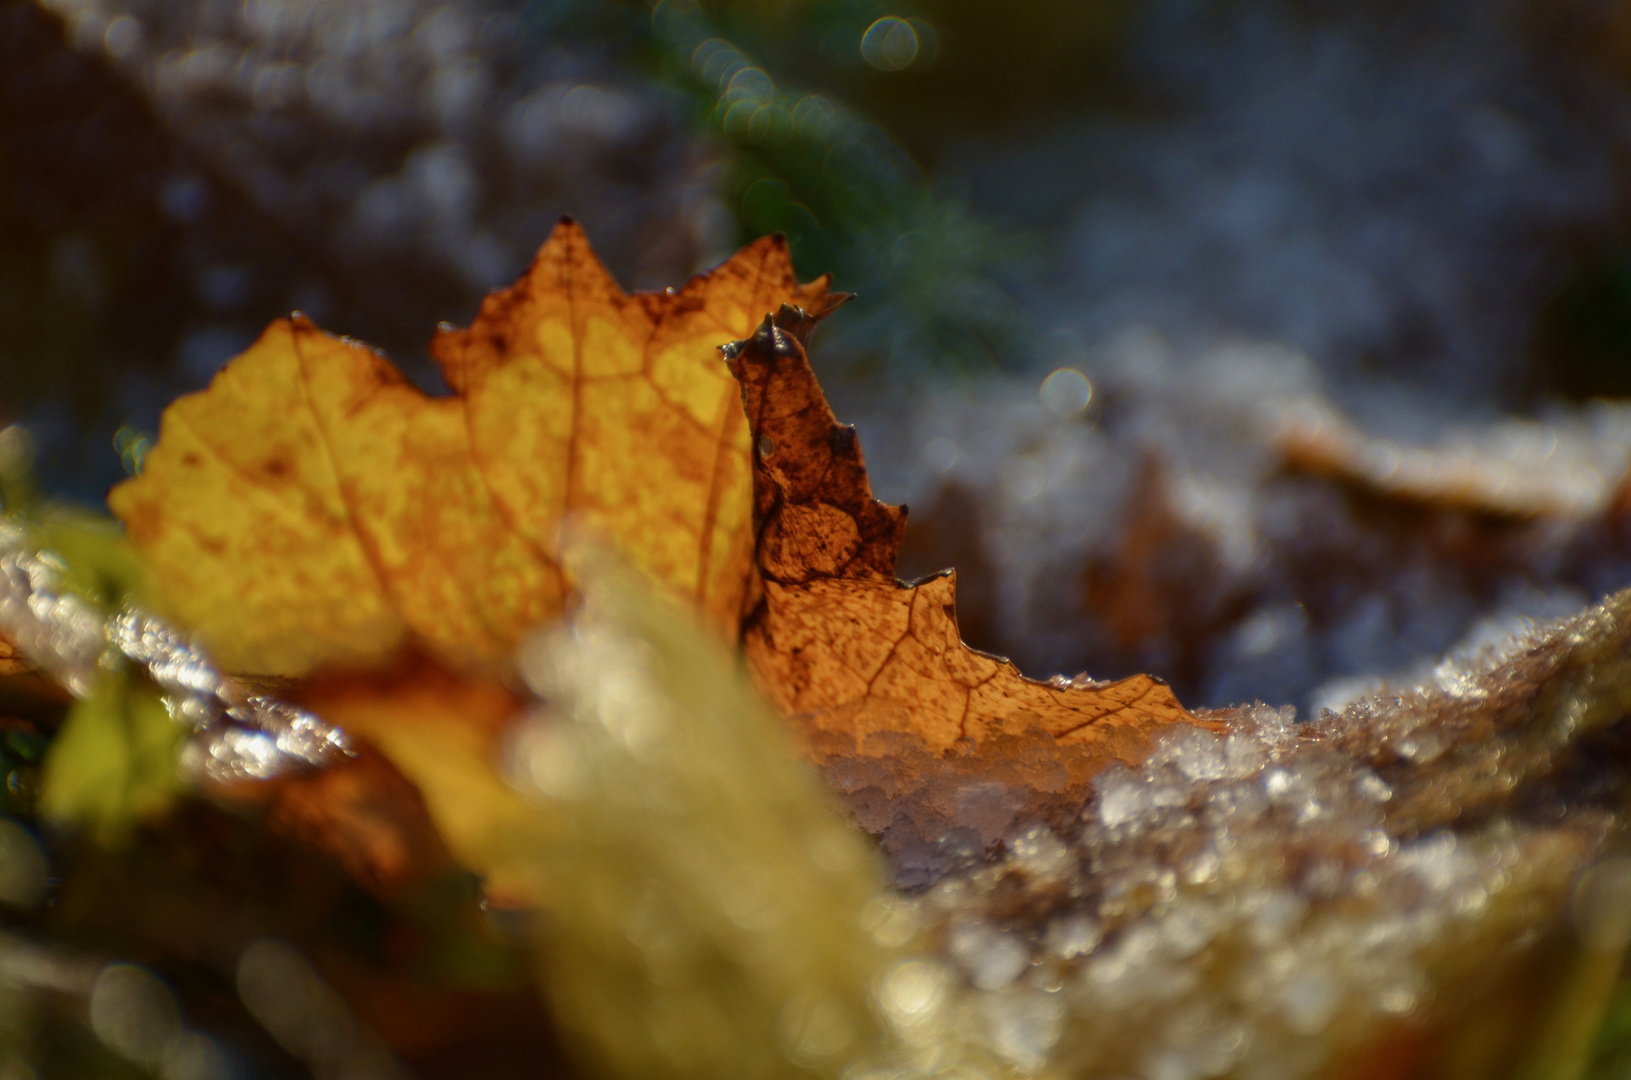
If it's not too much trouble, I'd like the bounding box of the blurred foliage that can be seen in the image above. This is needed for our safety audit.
[3,425,149,610]
[1588,978,1631,1079]
[0,524,902,1079]
[0,725,47,817]
[0,437,176,840]
[29,511,148,612]
[519,544,895,1080]
[645,1,1035,373]
[40,673,182,843]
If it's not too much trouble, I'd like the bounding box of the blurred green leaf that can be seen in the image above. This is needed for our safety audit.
[34,509,149,611]
[39,671,182,842]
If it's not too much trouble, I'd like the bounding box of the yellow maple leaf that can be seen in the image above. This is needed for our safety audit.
[110,219,836,677]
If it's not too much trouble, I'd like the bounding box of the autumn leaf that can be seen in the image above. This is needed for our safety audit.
[726,306,1207,761]
[97,220,839,903]
[110,218,837,677]
[96,226,1205,912]
[109,222,1197,767]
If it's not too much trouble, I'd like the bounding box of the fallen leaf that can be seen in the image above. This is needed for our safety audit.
[99,229,1201,914]
[110,218,836,677]
[1270,398,1631,519]
[726,307,1207,759]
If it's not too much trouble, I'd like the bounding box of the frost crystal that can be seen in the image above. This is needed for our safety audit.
[948,921,1030,990]
[0,525,350,782]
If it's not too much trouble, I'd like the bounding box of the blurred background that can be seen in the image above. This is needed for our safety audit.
[12,0,1631,716]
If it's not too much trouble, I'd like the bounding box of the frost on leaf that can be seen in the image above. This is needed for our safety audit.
[877,590,1631,1080]
[1271,398,1631,519]
[725,307,1206,761]
[109,218,836,677]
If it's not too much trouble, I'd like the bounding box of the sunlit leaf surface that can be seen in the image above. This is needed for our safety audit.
[110,220,835,676]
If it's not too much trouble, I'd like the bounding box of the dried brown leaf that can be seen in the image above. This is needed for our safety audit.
[727,308,1209,762]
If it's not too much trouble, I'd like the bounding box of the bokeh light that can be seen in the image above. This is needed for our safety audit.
[860,17,918,72]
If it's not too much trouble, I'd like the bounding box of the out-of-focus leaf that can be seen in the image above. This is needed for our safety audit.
[290,663,545,908]
[221,742,462,900]
[39,671,182,840]
[511,539,894,1080]
[32,508,150,609]
[109,219,838,677]
[0,491,168,838]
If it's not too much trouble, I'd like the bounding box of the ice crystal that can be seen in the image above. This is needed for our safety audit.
[0,517,350,784]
